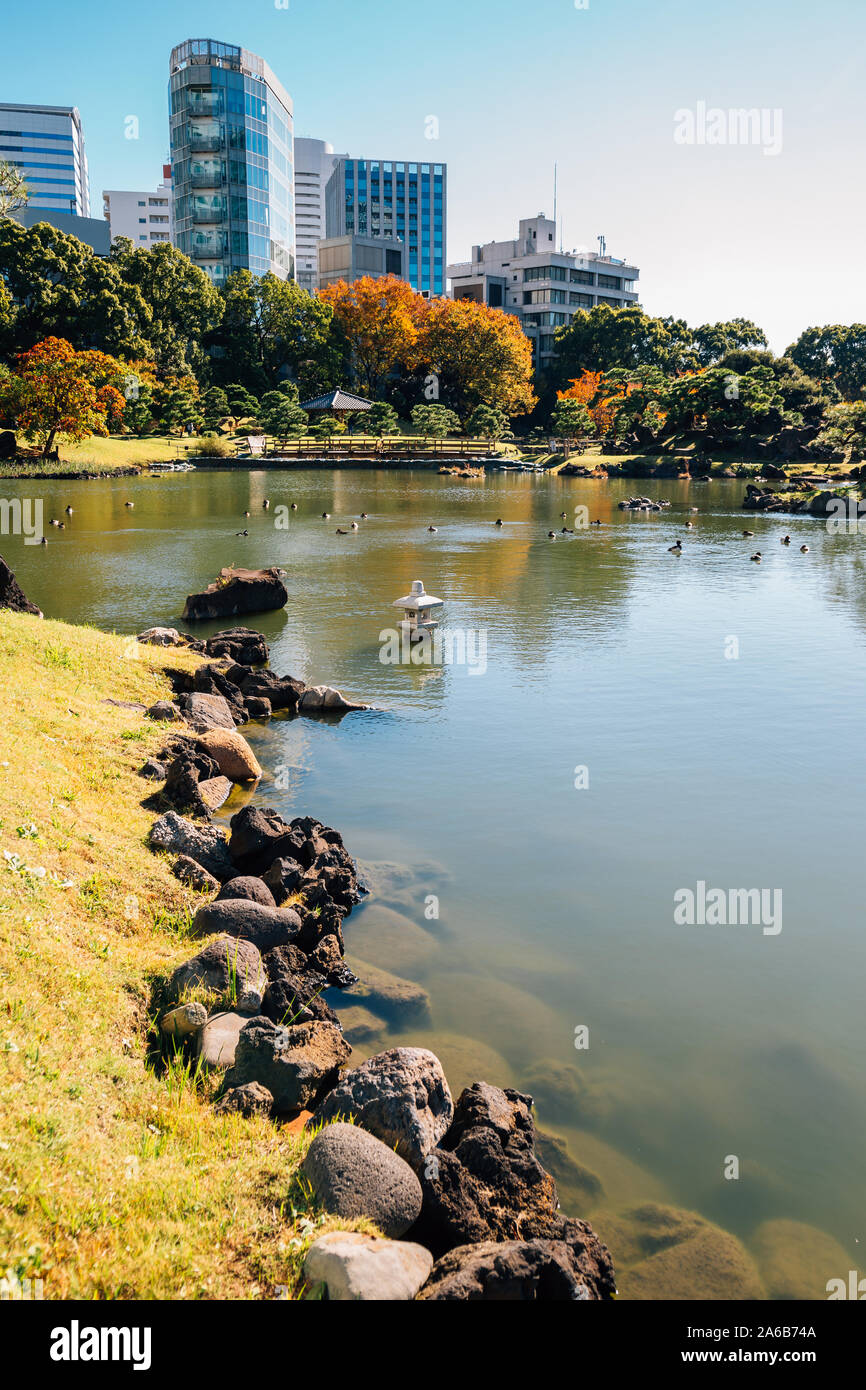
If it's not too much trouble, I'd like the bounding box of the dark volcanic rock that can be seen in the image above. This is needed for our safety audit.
[193,664,249,724]
[244,696,272,719]
[307,934,358,988]
[183,567,288,623]
[204,627,269,665]
[301,1123,423,1238]
[413,1082,564,1256]
[213,1081,274,1118]
[179,691,237,732]
[262,856,306,904]
[215,875,276,908]
[193,899,304,953]
[418,1234,616,1301]
[228,806,299,875]
[312,1048,453,1171]
[164,747,221,814]
[224,1017,351,1112]
[149,811,234,881]
[172,854,220,894]
[0,555,42,617]
[238,669,305,711]
[262,943,339,1026]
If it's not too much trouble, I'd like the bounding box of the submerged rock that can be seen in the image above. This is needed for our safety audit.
[312,1047,453,1172]
[301,1122,423,1238]
[751,1220,855,1301]
[600,1203,764,1301]
[183,566,288,623]
[298,685,368,713]
[343,956,432,1026]
[303,1231,432,1302]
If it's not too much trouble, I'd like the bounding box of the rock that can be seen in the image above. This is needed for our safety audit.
[183,567,288,623]
[213,1081,274,1118]
[535,1130,603,1204]
[196,728,262,782]
[307,934,358,988]
[224,1018,351,1112]
[521,1058,618,1127]
[160,1001,207,1038]
[198,1011,254,1070]
[149,811,234,882]
[347,906,439,975]
[168,935,267,1013]
[298,685,368,713]
[262,856,306,904]
[313,1048,453,1172]
[192,664,248,725]
[601,1203,764,1301]
[239,669,305,711]
[193,899,304,954]
[146,700,182,722]
[228,806,297,875]
[172,855,220,894]
[216,876,276,908]
[244,697,272,719]
[197,775,233,813]
[179,691,237,733]
[263,944,340,1027]
[338,1005,388,1045]
[163,747,221,814]
[413,1083,558,1255]
[343,956,431,1026]
[418,1236,616,1301]
[301,1123,423,1238]
[204,627,269,665]
[751,1220,854,1301]
[303,1232,433,1302]
[414,1032,512,1096]
[139,758,167,781]
[137,627,182,647]
[0,556,42,617]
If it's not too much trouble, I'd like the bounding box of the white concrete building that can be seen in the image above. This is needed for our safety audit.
[294,137,346,291]
[102,166,173,248]
[317,233,407,290]
[448,216,640,373]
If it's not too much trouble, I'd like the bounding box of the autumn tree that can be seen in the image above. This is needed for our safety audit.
[318,275,424,397]
[420,297,536,419]
[7,337,126,455]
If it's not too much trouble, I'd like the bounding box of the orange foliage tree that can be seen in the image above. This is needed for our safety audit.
[558,369,641,436]
[9,337,126,454]
[420,297,536,419]
[318,275,425,397]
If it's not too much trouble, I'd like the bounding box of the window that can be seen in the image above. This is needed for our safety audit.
[598,274,622,290]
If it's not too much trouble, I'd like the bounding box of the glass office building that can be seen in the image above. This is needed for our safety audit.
[325,158,446,297]
[169,38,295,285]
[0,104,89,216]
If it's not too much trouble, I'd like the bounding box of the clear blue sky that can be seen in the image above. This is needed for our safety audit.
[4,0,864,351]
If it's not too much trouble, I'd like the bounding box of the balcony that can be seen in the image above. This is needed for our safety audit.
[189,170,224,190]
[191,244,227,261]
[186,93,222,117]
[189,134,223,154]
[192,206,227,225]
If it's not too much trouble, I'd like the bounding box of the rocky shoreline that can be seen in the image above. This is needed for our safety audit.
[128,621,616,1301]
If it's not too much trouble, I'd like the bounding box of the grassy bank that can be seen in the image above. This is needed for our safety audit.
[0,613,358,1299]
[0,435,205,478]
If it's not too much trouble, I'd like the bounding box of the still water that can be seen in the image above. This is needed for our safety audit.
[7,466,866,1297]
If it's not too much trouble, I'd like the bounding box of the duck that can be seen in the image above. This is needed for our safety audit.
[125,501,134,509]
[781,535,791,545]
[50,519,59,527]
[750,552,762,562]
[235,529,248,537]
[561,526,574,535]
[548,531,556,539]
[560,511,567,520]
[65,505,73,515]
[689,506,699,513]
[263,499,270,510]
[350,521,359,530]
[58,522,65,530]
[243,510,250,518]
[494,518,503,527]
[685,521,694,529]
[742,529,755,537]
[322,511,330,519]
[668,540,682,553]
[290,502,298,511]
[39,536,47,546]
[427,525,438,532]
[336,528,349,535]
[592,519,602,526]
[360,512,368,519]
[800,544,809,553]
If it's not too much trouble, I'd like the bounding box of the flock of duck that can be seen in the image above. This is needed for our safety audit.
[41,500,135,543]
[667,521,809,562]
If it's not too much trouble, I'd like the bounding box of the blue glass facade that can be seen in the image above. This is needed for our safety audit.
[169,39,294,285]
[0,104,89,216]
[326,159,446,297]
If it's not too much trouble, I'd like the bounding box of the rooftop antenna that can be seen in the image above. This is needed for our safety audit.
[597,233,606,258]
[553,164,557,233]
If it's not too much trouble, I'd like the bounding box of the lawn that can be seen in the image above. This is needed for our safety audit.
[0,613,362,1299]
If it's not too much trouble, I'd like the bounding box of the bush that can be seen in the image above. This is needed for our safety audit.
[194,433,232,458]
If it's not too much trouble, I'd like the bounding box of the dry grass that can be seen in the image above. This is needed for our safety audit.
[0,613,363,1299]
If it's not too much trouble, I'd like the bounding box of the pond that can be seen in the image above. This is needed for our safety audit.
[5,464,865,1297]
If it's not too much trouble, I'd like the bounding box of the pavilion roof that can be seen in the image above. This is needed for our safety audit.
[300,389,373,413]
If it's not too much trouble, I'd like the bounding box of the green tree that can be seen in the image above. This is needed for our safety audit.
[411,403,461,438]
[109,239,223,378]
[786,324,866,401]
[162,387,203,435]
[0,220,149,360]
[692,319,768,367]
[259,383,309,437]
[215,271,342,396]
[551,398,594,445]
[465,404,508,440]
[365,401,402,436]
[123,384,155,435]
[223,382,259,420]
[553,305,696,385]
[200,386,230,430]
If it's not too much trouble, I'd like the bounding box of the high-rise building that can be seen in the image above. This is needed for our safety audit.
[0,102,90,216]
[168,38,295,285]
[317,233,407,291]
[103,166,173,248]
[325,158,446,297]
[294,138,346,292]
[448,215,640,373]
